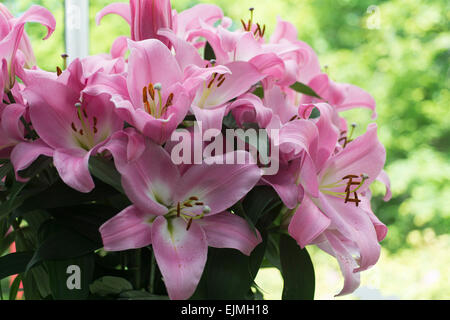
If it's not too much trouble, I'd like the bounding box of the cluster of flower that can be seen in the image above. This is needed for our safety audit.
[0,1,391,300]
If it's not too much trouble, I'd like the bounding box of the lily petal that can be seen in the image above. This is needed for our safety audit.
[100,205,153,251]
[197,211,262,255]
[152,216,207,300]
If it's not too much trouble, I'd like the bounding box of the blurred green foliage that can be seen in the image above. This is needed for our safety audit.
[2,0,449,255]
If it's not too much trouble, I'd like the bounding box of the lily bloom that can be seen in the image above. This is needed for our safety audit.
[98,39,191,145]
[288,123,387,295]
[99,135,263,300]
[0,4,55,90]
[11,61,123,192]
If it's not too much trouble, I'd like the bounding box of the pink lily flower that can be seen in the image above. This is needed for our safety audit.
[288,123,387,295]
[96,0,172,47]
[0,4,55,90]
[99,135,263,300]
[11,61,123,192]
[98,39,191,145]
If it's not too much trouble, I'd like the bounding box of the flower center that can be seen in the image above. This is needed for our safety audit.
[164,196,211,230]
[320,173,369,207]
[71,102,99,150]
[142,82,174,119]
[197,72,227,108]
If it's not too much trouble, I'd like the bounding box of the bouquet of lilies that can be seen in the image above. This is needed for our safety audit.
[0,0,391,300]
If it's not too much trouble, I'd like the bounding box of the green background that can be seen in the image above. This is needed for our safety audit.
[1,0,449,299]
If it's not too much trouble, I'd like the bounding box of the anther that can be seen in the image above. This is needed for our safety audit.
[143,87,148,103]
[165,93,174,108]
[71,122,77,132]
[208,73,218,88]
[184,203,193,208]
[56,66,62,76]
[82,109,88,118]
[79,129,84,136]
[177,202,181,217]
[93,117,98,126]
[195,202,204,206]
[186,218,193,231]
[217,77,226,87]
[189,196,199,201]
[148,83,155,100]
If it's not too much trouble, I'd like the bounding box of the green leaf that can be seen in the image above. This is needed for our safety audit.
[279,234,315,300]
[204,41,216,61]
[8,274,21,300]
[45,254,95,300]
[89,156,124,193]
[243,186,281,225]
[253,86,264,99]
[90,276,133,297]
[309,107,321,119]
[26,221,101,272]
[265,233,281,270]
[290,82,322,99]
[0,252,34,280]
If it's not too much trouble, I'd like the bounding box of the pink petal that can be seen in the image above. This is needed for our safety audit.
[319,193,381,272]
[288,195,331,248]
[191,104,227,132]
[96,2,131,26]
[376,170,392,202]
[127,39,183,108]
[320,231,361,296]
[193,61,264,109]
[320,123,386,194]
[229,93,273,128]
[157,28,204,71]
[197,211,262,256]
[175,4,223,38]
[118,140,179,215]
[176,151,262,215]
[53,148,94,193]
[1,103,26,142]
[10,139,54,182]
[152,216,207,300]
[100,205,153,251]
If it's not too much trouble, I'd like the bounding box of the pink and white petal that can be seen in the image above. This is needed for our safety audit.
[197,212,262,256]
[320,231,361,296]
[191,105,227,133]
[127,39,183,107]
[319,193,381,272]
[53,148,94,193]
[175,4,223,37]
[10,139,54,182]
[376,170,392,202]
[229,93,273,128]
[25,79,80,149]
[152,216,208,300]
[288,195,330,248]
[320,124,386,194]
[110,35,129,58]
[176,151,262,214]
[249,53,285,80]
[96,2,131,26]
[100,205,154,251]
[1,103,26,142]
[119,140,179,213]
[333,83,377,119]
[194,61,264,108]
[157,28,204,71]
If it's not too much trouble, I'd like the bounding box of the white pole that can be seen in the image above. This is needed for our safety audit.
[65,0,89,63]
